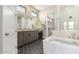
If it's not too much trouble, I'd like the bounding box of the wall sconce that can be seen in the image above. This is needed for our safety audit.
[69,16,72,19]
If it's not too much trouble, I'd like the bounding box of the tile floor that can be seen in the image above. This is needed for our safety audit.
[18,39,43,54]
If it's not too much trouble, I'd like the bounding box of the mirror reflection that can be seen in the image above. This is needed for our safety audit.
[48,6,79,30]
[16,5,43,30]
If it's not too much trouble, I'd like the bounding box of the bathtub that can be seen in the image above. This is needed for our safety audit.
[43,36,79,54]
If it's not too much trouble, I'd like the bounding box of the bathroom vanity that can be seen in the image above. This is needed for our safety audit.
[17,30,39,47]
[17,29,43,47]
[43,36,79,54]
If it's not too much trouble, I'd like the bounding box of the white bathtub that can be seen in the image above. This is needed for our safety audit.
[43,36,79,54]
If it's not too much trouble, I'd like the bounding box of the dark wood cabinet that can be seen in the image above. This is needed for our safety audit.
[23,31,34,44]
[17,30,38,47]
[17,32,24,46]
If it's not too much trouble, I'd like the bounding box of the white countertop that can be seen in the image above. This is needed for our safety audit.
[17,28,43,32]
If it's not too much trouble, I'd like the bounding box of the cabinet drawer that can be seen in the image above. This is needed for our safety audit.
[23,31,37,44]
[23,31,32,44]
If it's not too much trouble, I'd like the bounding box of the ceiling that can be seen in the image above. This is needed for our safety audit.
[32,5,56,11]
[25,5,79,11]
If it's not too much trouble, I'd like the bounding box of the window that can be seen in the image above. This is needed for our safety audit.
[16,5,26,14]
[32,11,38,17]
[64,22,67,30]
[69,21,74,30]
[64,21,74,30]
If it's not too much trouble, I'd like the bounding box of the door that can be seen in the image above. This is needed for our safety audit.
[3,5,17,54]
[45,15,55,38]
[0,5,2,54]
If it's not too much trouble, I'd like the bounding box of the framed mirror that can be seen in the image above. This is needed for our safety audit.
[16,5,26,29]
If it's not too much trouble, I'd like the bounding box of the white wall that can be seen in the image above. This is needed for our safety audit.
[0,5,2,54]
